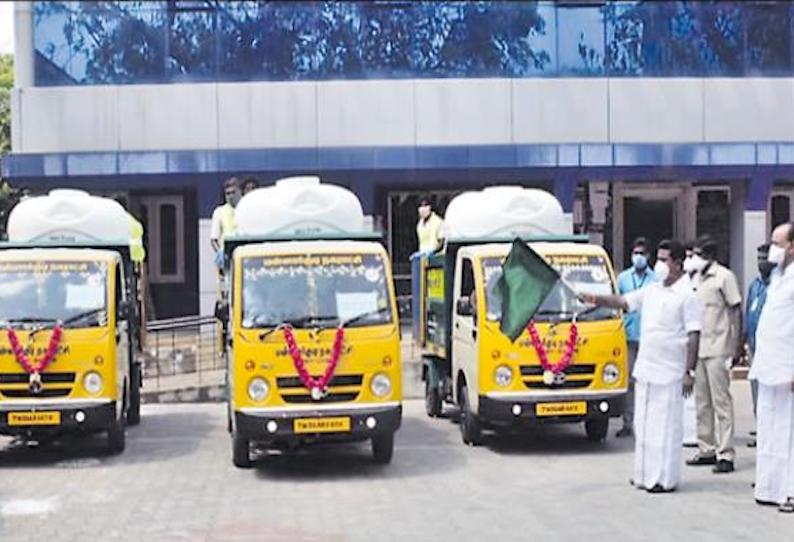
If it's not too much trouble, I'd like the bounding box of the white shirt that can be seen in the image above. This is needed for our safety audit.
[624,275,703,384]
[749,263,794,385]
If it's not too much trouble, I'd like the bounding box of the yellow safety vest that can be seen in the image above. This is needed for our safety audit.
[215,203,237,242]
[417,212,443,253]
[128,213,146,263]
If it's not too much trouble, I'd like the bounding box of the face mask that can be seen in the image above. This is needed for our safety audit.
[683,256,695,274]
[418,206,431,219]
[768,244,786,266]
[654,260,670,282]
[631,254,648,270]
[690,255,708,273]
[226,191,241,208]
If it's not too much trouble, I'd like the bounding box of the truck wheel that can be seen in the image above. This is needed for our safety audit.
[127,364,141,426]
[107,415,126,454]
[372,432,394,464]
[459,383,483,446]
[232,433,251,468]
[424,379,443,418]
[585,417,609,442]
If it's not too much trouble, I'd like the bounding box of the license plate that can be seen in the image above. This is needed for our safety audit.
[294,417,351,434]
[535,401,587,417]
[8,411,61,426]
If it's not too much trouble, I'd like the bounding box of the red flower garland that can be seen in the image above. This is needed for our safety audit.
[282,325,345,399]
[527,320,578,376]
[6,325,63,375]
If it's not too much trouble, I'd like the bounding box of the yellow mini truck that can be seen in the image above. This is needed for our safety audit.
[416,187,628,444]
[0,190,146,453]
[217,178,402,468]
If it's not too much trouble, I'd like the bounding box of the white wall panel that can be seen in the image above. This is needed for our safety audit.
[118,83,218,151]
[704,78,794,142]
[609,78,704,143]
[20,86,118,153]
[415,78,511,145]
[317,80,415,146]
[513,79,608,143]
[218,81,317,149]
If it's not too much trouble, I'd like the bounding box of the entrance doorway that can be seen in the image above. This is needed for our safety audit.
[623,198,674,266]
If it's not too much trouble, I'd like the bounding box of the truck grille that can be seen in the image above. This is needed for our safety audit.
[520,364,595,390]
[276,374,363,404]
[0,372,76,399]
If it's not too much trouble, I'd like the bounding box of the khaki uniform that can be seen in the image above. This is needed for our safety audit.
[694,262,742,462]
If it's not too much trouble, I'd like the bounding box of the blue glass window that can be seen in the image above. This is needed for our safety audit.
[557,5,605,75]
[31,1,794,85]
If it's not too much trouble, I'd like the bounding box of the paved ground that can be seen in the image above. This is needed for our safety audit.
[0,381,788,542]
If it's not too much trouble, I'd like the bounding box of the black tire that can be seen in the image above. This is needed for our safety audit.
[372,432,394,465]
[232,432,251,468]
[459,382,483,446]
[424,378,443,418]
[107,414,126,454]
[585,417,609,442]
[127,363,141,426]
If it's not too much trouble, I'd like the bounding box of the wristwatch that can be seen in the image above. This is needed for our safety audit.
[686,369,696,379]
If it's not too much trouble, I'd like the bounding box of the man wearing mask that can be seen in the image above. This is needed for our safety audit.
[211,177,242,268]
[581,240,702,493]
[416,198,444,255]
[615,237,656,438]
[750,222,794,512]
[686,236,742,474]
[744,244,774,448]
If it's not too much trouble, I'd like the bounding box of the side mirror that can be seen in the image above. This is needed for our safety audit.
[117,300,131,321]
[456,296,473,317]
[214,300,229,325]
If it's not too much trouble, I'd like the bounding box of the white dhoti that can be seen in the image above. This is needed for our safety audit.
[755,382,794,505]
[634,379,684,490]
[682,393,698,445]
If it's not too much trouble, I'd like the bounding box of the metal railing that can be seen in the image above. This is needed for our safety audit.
[143,315,223,392]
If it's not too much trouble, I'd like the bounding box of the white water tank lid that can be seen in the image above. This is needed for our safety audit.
[443,186,569,238]
[7,189,130,243]
[235,176,365,236]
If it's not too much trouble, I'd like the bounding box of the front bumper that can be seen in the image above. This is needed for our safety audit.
[478,391,626,428]
[234,402,402,445]
[0,400,117,437]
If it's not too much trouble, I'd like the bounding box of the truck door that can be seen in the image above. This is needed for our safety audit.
[452,255,479,407]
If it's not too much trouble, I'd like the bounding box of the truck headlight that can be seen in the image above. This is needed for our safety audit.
[602,363,620,385]
[247,377,270,402]
[370,373,392,398]
[83,371,103,395]
[494,365,513,387]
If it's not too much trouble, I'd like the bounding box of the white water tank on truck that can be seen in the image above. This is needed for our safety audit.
[7,189,130,243]
[235,176,365,236]
[443,186,569,238]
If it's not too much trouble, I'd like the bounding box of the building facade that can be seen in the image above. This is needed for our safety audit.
[4,1,794,317]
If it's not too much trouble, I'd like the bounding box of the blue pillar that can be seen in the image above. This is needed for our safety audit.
[553,176,577,213]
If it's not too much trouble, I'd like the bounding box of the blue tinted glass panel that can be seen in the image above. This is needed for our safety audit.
[167,4,217,80]
[31,1,794,85]
[34,1,166,85]
[557,5,605,75]
[745,1,792,74]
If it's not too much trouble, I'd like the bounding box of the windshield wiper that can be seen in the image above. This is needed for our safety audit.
[62,308,106,328]
[256,315,339,340]
[343,307,390,327]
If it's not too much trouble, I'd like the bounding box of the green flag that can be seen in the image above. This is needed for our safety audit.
[498,238,560,342]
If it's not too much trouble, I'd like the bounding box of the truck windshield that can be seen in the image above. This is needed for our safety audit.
[0,261,109,328]
[482,254,619,323]
[241,253,393,329]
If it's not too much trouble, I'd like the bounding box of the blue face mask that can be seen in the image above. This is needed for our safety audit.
[632,253,648,270]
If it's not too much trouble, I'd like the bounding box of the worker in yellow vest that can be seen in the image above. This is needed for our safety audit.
[416,197,444,255]
[211,177,242,268]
